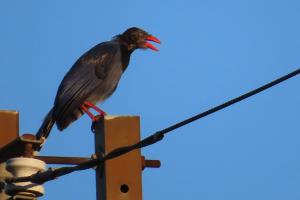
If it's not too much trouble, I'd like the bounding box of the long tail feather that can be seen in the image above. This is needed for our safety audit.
[36,108,55,150]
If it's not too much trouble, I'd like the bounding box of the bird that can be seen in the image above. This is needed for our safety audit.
[35,27,160,144]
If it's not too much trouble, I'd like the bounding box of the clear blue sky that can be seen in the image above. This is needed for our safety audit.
[1,1,300,199]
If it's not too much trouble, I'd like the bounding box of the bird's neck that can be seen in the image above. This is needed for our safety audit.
[113,36,134,71]
[120,45,132,71]
[115,35,136,52]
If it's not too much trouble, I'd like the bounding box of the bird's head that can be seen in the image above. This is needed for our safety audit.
[116,27,161,52]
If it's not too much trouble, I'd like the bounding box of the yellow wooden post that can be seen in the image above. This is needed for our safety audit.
[93,116,142,200]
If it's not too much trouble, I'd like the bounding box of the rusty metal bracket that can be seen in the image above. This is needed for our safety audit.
[141,156,161,170]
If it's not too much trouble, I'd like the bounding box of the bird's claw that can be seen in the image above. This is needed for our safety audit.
[92,114,105,122]
[91,114,106,133]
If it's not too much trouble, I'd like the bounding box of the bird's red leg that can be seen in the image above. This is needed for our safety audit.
[83,101,106,116]
[80,104,95,120]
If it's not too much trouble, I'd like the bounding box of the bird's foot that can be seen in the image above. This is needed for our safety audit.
[91,114,107,133]
[92,114,105,122]
[80,101,107,132]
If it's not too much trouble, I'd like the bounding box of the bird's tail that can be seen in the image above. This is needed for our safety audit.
[36,108,55,150]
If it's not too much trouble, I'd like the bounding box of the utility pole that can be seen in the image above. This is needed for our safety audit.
[0,112,160,200]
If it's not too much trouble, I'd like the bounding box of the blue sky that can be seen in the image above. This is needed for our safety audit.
[1,0,300,199]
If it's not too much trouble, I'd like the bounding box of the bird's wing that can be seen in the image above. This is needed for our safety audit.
[53,41,121,123]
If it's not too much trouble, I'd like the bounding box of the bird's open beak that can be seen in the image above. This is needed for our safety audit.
[145,35,161,51]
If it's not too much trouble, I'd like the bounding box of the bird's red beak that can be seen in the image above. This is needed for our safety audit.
[145,35,161,51]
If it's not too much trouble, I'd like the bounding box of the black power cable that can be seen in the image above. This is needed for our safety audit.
[6,68,300,184]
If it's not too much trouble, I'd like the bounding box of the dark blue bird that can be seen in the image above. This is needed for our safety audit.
[36,27,160,142]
